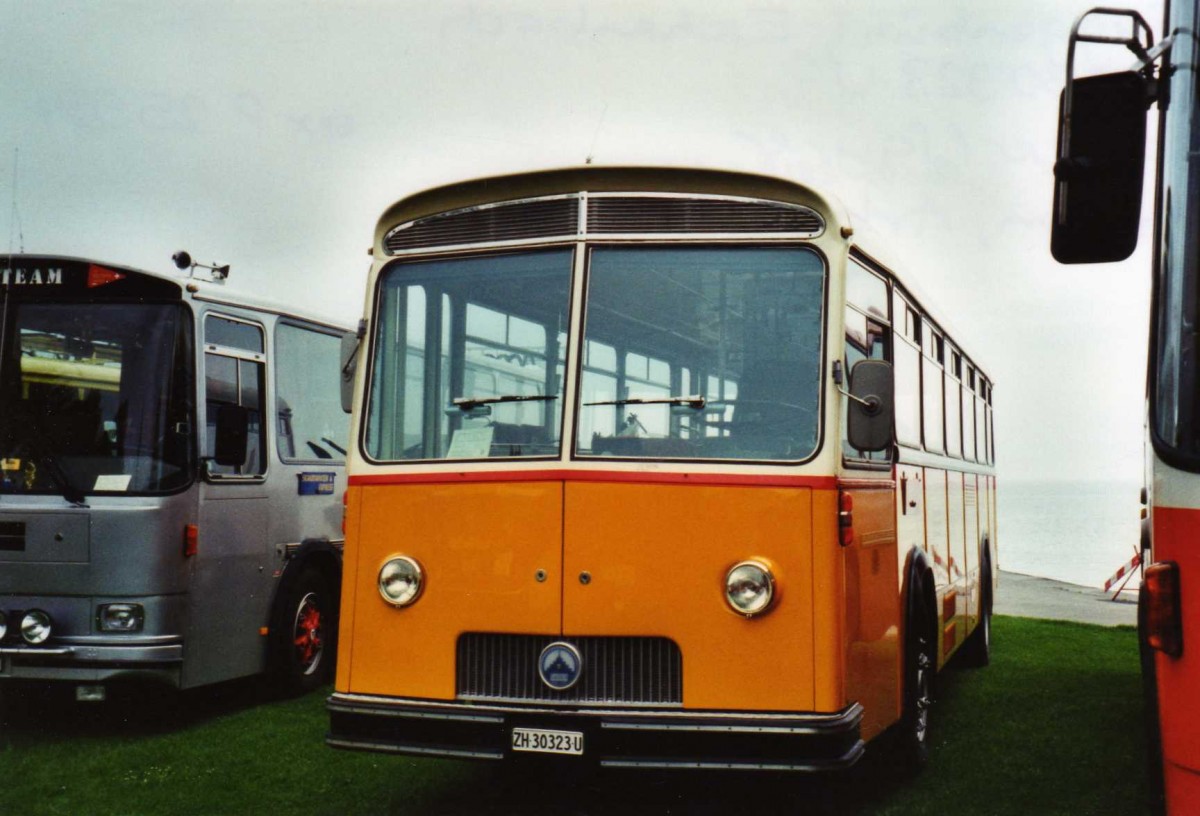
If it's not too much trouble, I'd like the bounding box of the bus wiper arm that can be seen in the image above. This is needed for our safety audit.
[452,394,557,411]
[585,395,707,409]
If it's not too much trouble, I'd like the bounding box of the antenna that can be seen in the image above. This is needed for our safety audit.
[585,103,608,166]
[9,147,24,256]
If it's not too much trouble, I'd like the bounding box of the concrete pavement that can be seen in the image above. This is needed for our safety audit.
[994,569,1137,627]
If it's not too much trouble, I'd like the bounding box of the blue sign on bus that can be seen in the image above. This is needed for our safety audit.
[298,472,336,496]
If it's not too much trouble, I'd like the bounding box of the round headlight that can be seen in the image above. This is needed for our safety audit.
[0,610,7,640]
[725,561,775,617]
[379,556,423,607]
[21,609,52,644]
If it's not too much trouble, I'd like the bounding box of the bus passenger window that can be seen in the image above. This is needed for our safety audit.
[275,323,349,462]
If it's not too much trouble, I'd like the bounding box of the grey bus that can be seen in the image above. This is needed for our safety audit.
[0,255,348,699]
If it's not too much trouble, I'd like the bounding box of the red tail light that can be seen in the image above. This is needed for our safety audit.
[184,524,199,558]
[839,491,854,547]
[341,491,348,537]
[1145,561,1183,658]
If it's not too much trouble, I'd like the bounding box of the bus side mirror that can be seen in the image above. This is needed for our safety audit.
[847,359,894,453]
[1051,71,1150,264]
[213,404,249,467]
[340,330,359,414]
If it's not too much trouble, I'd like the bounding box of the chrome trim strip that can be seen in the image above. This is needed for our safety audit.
[600,741,865,771]
[328,692,861,725]
[57,634,182,646]
[456,693,682,710]
[328,701,503,723]
[325,737,503,761]
[0,644,183,661]
[0,646,73,656]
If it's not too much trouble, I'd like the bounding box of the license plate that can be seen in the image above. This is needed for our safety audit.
[511,727,584,756]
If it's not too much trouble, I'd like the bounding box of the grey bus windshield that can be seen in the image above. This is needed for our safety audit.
[578,247,825,462]
[0,302,195,496]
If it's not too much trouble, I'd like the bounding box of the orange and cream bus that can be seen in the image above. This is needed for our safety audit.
[327,167,997,773]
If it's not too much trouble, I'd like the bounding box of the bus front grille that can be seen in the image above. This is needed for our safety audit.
[587,195,824,236]
[456,633,683,706]
[0,521,25,551]
[382,193,825,254]
[384,197,580,252]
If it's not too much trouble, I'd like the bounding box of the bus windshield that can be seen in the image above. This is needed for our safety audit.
[577,247,825,462]
[365,249,573,461]
[0,301,195,496]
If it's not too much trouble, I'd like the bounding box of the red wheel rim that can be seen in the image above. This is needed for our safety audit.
[292,591,323,675]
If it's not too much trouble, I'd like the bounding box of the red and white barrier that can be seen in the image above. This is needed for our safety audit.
[1104,551,1142,597]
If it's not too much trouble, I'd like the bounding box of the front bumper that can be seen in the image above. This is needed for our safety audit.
[327,693,865,772]
[0,638,183,684]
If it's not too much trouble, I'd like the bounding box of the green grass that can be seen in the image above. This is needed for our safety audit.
[0,616,1148,815]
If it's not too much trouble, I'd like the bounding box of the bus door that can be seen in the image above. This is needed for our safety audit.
[186,314,271,687]
[841,261,901,738]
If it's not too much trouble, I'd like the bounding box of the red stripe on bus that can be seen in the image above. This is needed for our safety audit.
[348,470,839,489]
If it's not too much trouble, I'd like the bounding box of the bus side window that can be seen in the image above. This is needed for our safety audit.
[275,322,349,462]
[843,260,892,465]
[892,293,921,449]
[204,315,266,476]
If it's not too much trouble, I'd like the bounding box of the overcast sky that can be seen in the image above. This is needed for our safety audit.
[0,0,1163,484]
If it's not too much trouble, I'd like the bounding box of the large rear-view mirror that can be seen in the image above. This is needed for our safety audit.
[847,359,894,453]
[340,330,359,414]
[1051,70,1150,264]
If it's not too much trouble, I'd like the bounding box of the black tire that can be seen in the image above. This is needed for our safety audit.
[273,567,336,695]
[960,560,992,668]
[896,585,934,772]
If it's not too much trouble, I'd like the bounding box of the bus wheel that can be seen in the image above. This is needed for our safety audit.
[897,599,933,771]
[960,559,992,668]
[274,568,335,695]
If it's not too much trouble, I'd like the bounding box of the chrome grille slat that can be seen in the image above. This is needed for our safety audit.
[456,634,682,706]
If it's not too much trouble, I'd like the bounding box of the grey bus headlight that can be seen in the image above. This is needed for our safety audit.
[21,609,52,644]
[0,610,7,640]
[725,561,775,617]
[379,556,423,607]
[98,603,145,632]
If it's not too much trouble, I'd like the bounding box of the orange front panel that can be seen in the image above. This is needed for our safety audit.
[344,481,563,699]
[562,482,817,712]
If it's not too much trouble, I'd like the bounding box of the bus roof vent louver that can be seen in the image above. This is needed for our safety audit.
[384,197,580,253]
[587,195,825,237]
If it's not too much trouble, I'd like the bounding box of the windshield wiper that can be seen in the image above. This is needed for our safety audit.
[585,394,708,410]
[451,394,558,411]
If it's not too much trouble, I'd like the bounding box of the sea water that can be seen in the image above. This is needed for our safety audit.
[999,480,1143,590]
